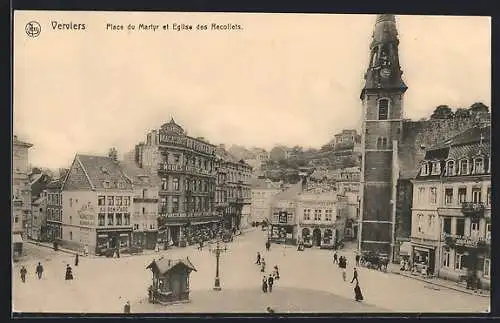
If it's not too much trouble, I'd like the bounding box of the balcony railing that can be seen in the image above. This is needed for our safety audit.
[442,232,489,248]
[461,202,486,216]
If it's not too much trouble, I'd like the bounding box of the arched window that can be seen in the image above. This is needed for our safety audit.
[473,157,484,174]
[445,160,455,176]
[459,159,469,175]
[378,98,389,120]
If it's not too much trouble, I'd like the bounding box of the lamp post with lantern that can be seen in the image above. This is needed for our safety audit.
[210,228,228,291]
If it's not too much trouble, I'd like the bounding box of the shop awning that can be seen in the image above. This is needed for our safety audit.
[413,245,434,252]
[13,234,23,244]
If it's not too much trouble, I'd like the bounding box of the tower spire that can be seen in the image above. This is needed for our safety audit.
[361,14,407,99]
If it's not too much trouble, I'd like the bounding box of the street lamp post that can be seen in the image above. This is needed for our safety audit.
[211,230,227,291]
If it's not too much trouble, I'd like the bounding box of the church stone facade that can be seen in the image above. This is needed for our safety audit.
[359,15,490,260]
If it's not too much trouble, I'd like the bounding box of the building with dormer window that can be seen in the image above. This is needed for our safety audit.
[60,154,135,254]
[411,125,490,289]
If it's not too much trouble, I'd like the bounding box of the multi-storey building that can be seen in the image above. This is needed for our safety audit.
[296,191,347,249]
[250,178,281,224]
[46,178,63,242]
[411,125,490,289]
[215,145,253,230]
[134,118,219,246]
[336,166,361,194]
[12,135,33,254]
[61,154,135,254]
[120,158,161,250]
[334,129,359,145]
[30,193,47,241]
[269,182,302,245]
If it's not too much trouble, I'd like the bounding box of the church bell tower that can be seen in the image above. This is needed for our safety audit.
[359,14,407,255]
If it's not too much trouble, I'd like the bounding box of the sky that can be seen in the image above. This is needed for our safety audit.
[14,12,491,169]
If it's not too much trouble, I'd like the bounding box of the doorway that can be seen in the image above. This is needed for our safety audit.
[312,228,322,247]
[170,227,180,246]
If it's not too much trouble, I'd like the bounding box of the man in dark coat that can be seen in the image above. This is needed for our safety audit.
[20,266,27,283]
[256,252,261,265]
[268,274,274,293]
[351,267,359,284]
[333,252,338,264]
[262,276,268,293]
[75,253,79,266]
[265,240,271,251]
[36,262,44,279]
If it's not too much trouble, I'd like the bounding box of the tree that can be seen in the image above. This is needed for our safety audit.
[454,108,471,119]
[430,105,454,119]
[469,102,489,114]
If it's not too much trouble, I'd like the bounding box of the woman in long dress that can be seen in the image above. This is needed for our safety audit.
[354,281,364,301]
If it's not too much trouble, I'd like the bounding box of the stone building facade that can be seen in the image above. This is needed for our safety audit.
[134,118,219,246]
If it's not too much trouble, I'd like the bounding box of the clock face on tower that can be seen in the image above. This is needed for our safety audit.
[380,68,391,79]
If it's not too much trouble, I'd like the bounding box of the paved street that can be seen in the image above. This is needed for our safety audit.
[13,229,489,313]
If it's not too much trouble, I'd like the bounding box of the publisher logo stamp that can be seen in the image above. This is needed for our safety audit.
[25,21,41,38]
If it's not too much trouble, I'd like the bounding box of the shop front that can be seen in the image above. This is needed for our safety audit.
[132,230,158,250]
[269,224,296,245]
[411,244,436,276]
[299,226,335,249]
[95,229,132,255]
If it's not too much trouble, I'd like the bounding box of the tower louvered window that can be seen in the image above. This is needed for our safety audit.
[378,99,389,120]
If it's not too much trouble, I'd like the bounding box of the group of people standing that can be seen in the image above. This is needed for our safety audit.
[256,245,280,294]
[19,253,80,283]
[333,251,364,302]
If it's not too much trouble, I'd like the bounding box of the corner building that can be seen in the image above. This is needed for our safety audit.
[134,118,218,246]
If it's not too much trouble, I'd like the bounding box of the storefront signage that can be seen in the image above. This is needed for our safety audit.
[78,204,96,226]
[442,233,484,248]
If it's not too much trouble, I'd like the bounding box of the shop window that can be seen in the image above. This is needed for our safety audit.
[108,214,114,226]
[98,213,105,226]
[444,188,453,205]
[429,187,437,204]
[124,213,130,225]
[458,188,467,203]
[116,196,123,206]
[455,253,464,270]
[442,250,451,267]
[484,258,490,278]
[456,218,465,236]
[472,188,482,203]
[107,196,114,206]
[98,196,105,206]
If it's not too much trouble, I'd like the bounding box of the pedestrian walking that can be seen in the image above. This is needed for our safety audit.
[262,276,268,293]
[116,248,120,258]
[35,262,44,279]
[350,267,359,284]
[333,252,338,264]
[84,244,89,256]
[261,258,266,273]
[355,253,360,267]
[75,253,79,267]
[354,281,364,301]
[20,266,27,283]
[268,274,274,293]
[123,300,131,313]
[273,265,280,280]
[199,240,203,251]
[256,252,261,265]
[265,240,271,251]
[65,264,74,280]
[339,257,347,281]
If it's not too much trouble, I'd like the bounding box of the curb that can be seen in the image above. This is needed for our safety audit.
[26,241,76,256]
[391,271,490,298]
